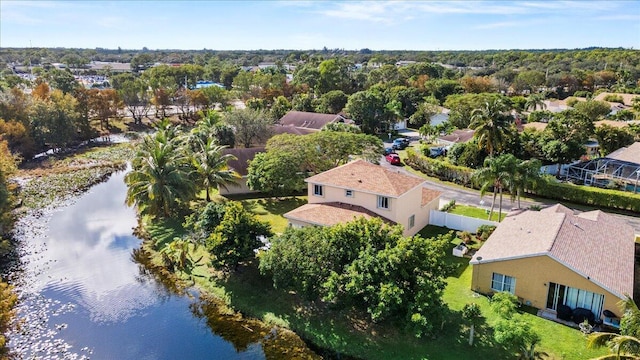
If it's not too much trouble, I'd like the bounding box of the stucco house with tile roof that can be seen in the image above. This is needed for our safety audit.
[470,204,635,325]
[284,159,441,236]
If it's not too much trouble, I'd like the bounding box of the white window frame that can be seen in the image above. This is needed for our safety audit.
[377,195,389,209]
[313,184,323,197]
[491,273,516,294]
[409,215,415,229]
[345,189,353,198]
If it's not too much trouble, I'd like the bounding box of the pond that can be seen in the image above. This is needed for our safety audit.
[5,169,306,359]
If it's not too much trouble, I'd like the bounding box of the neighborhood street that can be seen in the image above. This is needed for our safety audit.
[379,144,640,233]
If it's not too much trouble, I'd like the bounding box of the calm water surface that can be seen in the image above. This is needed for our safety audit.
[7,170,267,359]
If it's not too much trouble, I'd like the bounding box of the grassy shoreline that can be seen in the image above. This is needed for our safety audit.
[141,197,606,360]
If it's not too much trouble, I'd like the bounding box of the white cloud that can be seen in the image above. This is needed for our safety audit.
[475,21,521,30]
[314,0,627,23]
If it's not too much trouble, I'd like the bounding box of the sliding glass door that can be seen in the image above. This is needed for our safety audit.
[546,282,604,317]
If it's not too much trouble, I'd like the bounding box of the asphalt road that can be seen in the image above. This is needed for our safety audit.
[381,142,640,233]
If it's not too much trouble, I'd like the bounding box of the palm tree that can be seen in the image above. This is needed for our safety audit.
[125,125,195,217]
[509,158,542,209]
[472,154,518,220]
[588,296,640,360]
[470,99,512,156]
[525,94,547,112]
[191,138,240,202]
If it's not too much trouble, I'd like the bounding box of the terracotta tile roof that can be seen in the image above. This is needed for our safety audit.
[279,111,344,130]
[471,204,635,299]
[438,129,475,144]
[305,159,425,197]
[594,92,640,107]
[284,202,395,227]
[606,142,640,164]
[523,122,548,132]
[222,147,265,175]
[421,188,442,206]
[595,120,638,129]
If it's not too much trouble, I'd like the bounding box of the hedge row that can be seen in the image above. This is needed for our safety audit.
[404,149,640,213]
[530,177,640,213]
[405,148,475,187]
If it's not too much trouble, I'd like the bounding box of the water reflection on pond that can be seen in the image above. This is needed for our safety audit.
[8,169,275,359]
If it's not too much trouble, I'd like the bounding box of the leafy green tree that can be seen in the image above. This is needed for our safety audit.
[259,226,332,299]
[223,108,272,148]
[512,70,545,93]
[345,89,387,134]
[470,99,513,156]
[246,151,307,197]
[190,139,240,202]
[494,316,542,360]
[323,222,453,337]
[47,68,79,94]
[409,97,439,127]
[321,122,361,133]
[573,100,612,121]
[118,78,151,124]
[29,89,79,151]
[595,125,634,157]
[316,90,348,114]
[318,58,354,94]
[270,95,292,120]
[472,154,518,220]
[462,303,482,346]
[447,140,487,169]
[208,201,271,270]
[444,93,505,129]
[491,291,519,318]
[125,124,195,218]
[527,110,555,123]
[291,93,315,112]
[424,79,463,103]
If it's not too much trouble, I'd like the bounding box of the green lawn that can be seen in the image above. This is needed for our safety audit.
[449,204,506,222]
[146,206,606,360]
[238,196,307,234]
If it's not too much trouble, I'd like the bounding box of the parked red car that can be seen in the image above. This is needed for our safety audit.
[385,153,401,165]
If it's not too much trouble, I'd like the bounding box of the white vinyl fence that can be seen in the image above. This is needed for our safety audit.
[429,210,498,233]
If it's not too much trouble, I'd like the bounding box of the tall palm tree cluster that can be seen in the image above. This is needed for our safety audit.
[472,154,542,220]
[125,118,239,218]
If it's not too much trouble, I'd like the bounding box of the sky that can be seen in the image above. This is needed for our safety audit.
[1,0,639,51]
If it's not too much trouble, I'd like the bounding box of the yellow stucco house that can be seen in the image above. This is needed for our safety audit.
[284,159,442,237]
[470,204,635,326]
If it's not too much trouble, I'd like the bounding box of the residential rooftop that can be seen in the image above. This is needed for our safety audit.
[305,159,425,197]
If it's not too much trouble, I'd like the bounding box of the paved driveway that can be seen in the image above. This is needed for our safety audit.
[379,146,640,233]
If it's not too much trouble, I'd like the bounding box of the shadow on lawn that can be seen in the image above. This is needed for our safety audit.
[219,261,510,360]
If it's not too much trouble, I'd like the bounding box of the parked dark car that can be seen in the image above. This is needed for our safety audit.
[385,153,401,165]
[392,138,410,150]
[429,146,445,158]
[384,147,395,155]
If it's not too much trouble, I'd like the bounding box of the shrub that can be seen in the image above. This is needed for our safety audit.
[530,176,640,212]
[476,224,496,241]
[573,90,592,98]
[603,94,624,103]
[565,97,579,107]
[440,199,456,212]
[405,148,475,187]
